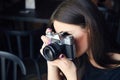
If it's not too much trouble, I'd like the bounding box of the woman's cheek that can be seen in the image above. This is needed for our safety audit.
[74,38,82,57]
[75,42,84,57]
[74,36,88,57]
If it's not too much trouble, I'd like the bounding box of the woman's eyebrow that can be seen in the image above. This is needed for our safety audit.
[59,31,64,33]
[59,31,72,34]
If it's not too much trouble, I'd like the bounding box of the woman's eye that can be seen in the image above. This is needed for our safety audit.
[59,31,72,35]
[59,31,64,33]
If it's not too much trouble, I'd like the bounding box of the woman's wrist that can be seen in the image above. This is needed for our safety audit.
[66,68,77,80]
[47,61,58,69]
[47,61,61,80]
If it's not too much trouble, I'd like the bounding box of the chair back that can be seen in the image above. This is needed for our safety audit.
[3,29,42,59]
[1,25,47,80]
[0,51,26,80]
[3,30,44,80]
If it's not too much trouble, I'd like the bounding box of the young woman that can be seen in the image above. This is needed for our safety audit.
[40,0,120,80]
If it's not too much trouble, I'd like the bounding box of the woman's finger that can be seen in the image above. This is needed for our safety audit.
[46,28,52,34]
[40,35,51,55]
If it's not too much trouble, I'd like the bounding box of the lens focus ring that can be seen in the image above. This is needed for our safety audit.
[43,43,62,61]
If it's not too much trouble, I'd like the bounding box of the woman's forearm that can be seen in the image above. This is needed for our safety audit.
[47,62,61,80]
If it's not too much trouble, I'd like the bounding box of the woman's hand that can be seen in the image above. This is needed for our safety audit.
[48,54,77,80]
[40,28,61,80]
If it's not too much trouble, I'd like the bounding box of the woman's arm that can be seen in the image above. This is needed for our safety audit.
[112,53,120,61]
[47,61,61,80]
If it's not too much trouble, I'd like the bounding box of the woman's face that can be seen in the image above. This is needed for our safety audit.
[53,20,88,57]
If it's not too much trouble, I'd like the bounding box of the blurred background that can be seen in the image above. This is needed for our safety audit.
[0,0,120,80]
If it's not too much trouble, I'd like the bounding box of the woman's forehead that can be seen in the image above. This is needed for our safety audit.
[53,20,86,33]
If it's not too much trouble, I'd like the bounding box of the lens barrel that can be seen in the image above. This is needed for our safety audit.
[43,43,62,61]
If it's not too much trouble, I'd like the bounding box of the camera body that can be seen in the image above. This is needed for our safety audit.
[43,32,76,61]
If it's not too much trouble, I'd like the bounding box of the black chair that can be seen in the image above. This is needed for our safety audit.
[4,30,36,59]
[2,28,47,80]
[0,51,26,80]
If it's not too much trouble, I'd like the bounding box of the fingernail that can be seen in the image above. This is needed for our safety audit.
[47,28,52,31]
[59,54,64,58]
[48,39,51,44]
[46,28,52,34]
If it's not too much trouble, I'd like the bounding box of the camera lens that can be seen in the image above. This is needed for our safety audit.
[43,43,62,61]
[43,47,53,60]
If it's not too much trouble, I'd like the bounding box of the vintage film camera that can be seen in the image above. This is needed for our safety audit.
[43,31,76,61]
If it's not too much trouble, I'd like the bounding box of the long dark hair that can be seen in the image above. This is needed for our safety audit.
[48,0,120,78]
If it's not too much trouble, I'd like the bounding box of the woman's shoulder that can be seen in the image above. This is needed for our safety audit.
[83,60,120,80]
